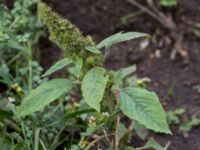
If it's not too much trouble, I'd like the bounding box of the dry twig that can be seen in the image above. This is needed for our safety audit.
[126,0,188,60]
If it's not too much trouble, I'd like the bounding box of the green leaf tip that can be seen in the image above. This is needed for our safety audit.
[42,58,72,77]
[97,31,150,49]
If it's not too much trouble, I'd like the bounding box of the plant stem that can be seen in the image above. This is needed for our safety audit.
[34,128,40,150]
[28,59,32,92]
[21,122,31,150]
[8,17,20,31]
[8,53,22,65]
[84,134,113,150]
[115,115,120,150]
[28,43,32,92]
[126,0,164,25]
[39,138,48,150]
[114,88,120,150]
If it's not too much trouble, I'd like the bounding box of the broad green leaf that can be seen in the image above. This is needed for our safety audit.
[119,87,171,134]
[97,32,149,49]
[81,67,109,112]
[85,46,101,54]
[16,79,73,117]
[42,58,72,77]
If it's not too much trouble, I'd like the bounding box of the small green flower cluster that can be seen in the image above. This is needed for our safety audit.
[38,2,103,73]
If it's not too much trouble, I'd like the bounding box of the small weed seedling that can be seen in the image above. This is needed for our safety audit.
[167,108,185,125]
[194,23,200,38]
[194,85,200,93]
[15,2,171,150]
[167,108,200,135]
[159,0,178,7]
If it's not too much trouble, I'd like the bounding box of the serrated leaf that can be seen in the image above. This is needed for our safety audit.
[42,58,72,77]
[119,87,171,134]
[97,32,149,49]
[81,67,109,112]
[16,79,73,117]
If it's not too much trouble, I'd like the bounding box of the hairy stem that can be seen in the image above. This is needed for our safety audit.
[115,115,120,150]
[34,128,40,150]
[28,43,32,92]
[114,88,120,150]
